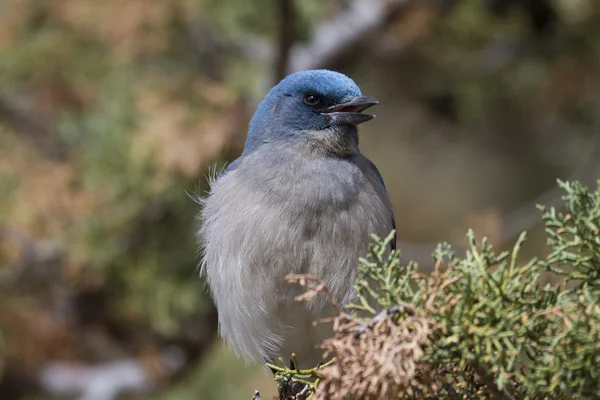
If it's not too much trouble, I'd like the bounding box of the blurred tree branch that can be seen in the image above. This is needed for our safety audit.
[0,223,64,288]
[182,0,600,269]
[287,0,424,73]
[275,0,296,83]
[281,0,599,266]
[39,348,186,400]
[1,1,599,398]
[499,132,600,242]
[0,99,68,162]
[398,132,600,267]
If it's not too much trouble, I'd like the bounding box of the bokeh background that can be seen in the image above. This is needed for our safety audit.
[1,0,600,399]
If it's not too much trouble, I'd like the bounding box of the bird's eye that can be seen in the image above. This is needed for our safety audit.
[303,93,321,107]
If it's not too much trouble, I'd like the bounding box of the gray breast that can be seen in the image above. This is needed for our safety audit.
[199,148,393,367]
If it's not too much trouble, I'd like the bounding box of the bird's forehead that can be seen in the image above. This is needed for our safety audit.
[274,70,362,101]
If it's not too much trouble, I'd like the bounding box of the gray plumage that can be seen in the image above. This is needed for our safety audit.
[197,70,395,368]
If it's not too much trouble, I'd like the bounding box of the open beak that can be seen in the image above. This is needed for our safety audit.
[321,96,379,126]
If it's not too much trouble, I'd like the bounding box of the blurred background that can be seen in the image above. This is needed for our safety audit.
[1,0,600,399]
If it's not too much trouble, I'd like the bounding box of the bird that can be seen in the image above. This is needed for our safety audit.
[198,69,396,369]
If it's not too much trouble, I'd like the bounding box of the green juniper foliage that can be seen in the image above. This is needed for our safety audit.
[275,179,600,399]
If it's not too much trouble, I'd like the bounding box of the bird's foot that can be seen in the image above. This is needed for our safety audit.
[266,354,335,399]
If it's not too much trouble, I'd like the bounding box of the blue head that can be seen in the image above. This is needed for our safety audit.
[244,70,378,155]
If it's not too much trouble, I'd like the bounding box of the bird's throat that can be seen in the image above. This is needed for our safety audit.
[303,126,359,157]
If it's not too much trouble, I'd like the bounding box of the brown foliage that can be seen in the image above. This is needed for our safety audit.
[314,309,431,399]
[284,261,507,399]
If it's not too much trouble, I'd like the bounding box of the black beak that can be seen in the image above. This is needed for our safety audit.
[321,96,379,126]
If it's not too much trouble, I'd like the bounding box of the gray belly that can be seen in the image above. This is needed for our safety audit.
[200,157,393,368]
[271,198,391,367]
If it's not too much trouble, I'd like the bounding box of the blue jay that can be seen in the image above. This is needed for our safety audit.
[198,69,395,369]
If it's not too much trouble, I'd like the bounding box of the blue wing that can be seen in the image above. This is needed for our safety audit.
[366,159,397,251]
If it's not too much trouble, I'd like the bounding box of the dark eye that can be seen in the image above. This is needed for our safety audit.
[303,93,321,107]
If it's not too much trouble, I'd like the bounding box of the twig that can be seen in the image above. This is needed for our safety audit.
[285,274,344,315]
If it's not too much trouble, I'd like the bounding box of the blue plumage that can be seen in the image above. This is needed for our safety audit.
[244,70,363,153]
